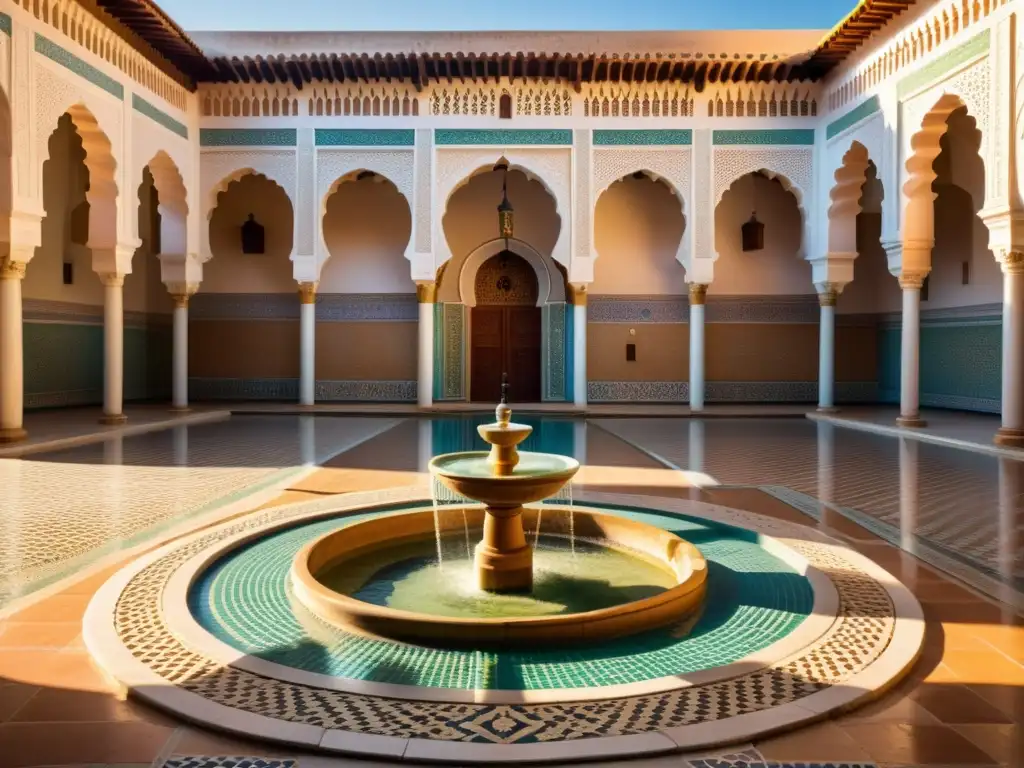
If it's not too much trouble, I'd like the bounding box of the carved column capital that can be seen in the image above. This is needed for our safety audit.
[1000,250,1024,275]
[168,282,200,308]
[298,281,319,305]
[99,273,125,288]
[897,270,929,290]
[569,284,588,307]
[0,258,27,280]
[416,281,437,304]
[817,282,842,307]
[688,283,708,306]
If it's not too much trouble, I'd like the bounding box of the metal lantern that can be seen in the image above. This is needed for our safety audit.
[741,211,764,252]
[495,161,514,248]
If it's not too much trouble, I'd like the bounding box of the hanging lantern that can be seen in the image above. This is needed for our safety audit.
[741,211,764,252]
[495,161,514,248]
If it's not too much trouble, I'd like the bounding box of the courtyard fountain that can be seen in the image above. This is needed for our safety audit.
[290,381,708,647]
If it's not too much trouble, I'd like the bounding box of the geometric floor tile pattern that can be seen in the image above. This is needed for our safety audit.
[0,416,399,608]
[594,417,1024,595]
[89,487,920,758]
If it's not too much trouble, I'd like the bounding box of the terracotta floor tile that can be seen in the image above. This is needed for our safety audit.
[754,720,873,761]
[924,601,1018,625]
[911,683,1015,724]
[10,687,176,725]
[170,725,297,758]
[0,721,174,768]
[57,563,126,596]
[0,622,82,649]
[840,689,942,725]
[7,594,92,623]
[914,580,988,602]
[971,623,1024,663]
[938,621,1010,652]
[0,684,39,723]
[954,724,1024,766]
[967,683,1024,722]
[941,650,1024,686]
[0,650,116,693]
[841,722,1001,765]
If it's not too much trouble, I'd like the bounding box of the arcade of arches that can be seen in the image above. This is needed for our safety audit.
[0,11,1022,455]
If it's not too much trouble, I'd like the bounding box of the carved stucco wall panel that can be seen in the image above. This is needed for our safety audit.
[199,149,297,262]
[593,147,692,265]
[295,129,314,257]
[34,62,123,206]
[314,148,414,266]
[434,147,571,270]
[692,129,712,277]
[712,146,814,259]
[414,128,432,255]
[573,128,592,273]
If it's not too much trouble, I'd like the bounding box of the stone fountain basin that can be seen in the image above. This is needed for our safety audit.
[429,450,581,508]
[290,506,707,648]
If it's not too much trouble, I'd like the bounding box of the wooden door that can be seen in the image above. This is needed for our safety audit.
[470,306,541,402]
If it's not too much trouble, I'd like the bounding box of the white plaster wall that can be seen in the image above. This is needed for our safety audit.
[24,115,100,305]
[204,174,296,293]
[442,169,560,268]
[711,173,812,295]
[592,175,686,295]
[924,107,1001,310]
[319,174,414,293]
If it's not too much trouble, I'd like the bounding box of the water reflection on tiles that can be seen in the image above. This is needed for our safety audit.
[595,418,1023,599]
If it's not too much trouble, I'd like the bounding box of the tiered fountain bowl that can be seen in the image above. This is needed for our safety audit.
[290,401,707,647]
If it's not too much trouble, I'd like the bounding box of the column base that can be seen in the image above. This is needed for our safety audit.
[994,427,1024,448]
[99,413,128,425]
[896,415,927,428]
[169,405,191,414]
[0,427,28,443]
[816,406,840,414]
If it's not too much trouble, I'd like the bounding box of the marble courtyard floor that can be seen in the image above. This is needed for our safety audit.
[0,413,1020,767]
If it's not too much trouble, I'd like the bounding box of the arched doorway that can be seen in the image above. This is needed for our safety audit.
[470,250,541,402]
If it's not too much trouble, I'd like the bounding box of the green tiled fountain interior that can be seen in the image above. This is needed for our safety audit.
[189,502,813,690]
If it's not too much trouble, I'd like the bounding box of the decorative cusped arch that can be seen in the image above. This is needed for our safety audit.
[826,141,876,254]
[434,148,571,270]
[592,147,692,266]
[199,151,297,262]
[901,90,986,259]
[713,147,813,259]
[35,66,122,222]
[142,150,189,257]
[456,237,567,307]
[132,122,190,223]
[316,150,414,270]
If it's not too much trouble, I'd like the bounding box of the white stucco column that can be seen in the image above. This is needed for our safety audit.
[168,284,197,412]
[298,282,317,407]
[688,284,707,412]
[100,273,127,425]
[417,283,435,408]
[572,286,587,408]
[996,254,1024,447]
[896,272,927,428]
[817,283,839,412]
[898,436,919,557]
[0,258,28,442]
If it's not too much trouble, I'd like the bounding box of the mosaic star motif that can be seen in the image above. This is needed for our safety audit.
[110,493,897,744]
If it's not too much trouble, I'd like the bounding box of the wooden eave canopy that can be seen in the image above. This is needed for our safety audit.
[93,0,217,84]
[201,52,823,92]
[803,0,918,76]
[91,0,919,93]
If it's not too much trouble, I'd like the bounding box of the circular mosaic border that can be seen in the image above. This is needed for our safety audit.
[84,487,925,764]
[166,502,834,704]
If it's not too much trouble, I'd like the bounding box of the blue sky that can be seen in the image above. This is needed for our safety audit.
[163,0,856,32]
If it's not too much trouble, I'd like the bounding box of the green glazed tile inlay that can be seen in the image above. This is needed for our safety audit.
[712,129,815,146]
[826,95,881,141]
[315,129,415,147]
[0,13,11,37]
[897,29,990,101]
[132,94,188,139]
[35,34,124,100]
[200,128,297,147]
[190,503,812,691]
[435,129,573,146]
[594,130,693,146]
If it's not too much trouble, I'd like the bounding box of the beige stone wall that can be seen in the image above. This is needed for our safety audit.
[189,319,300,378]
[315,322,417,380]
